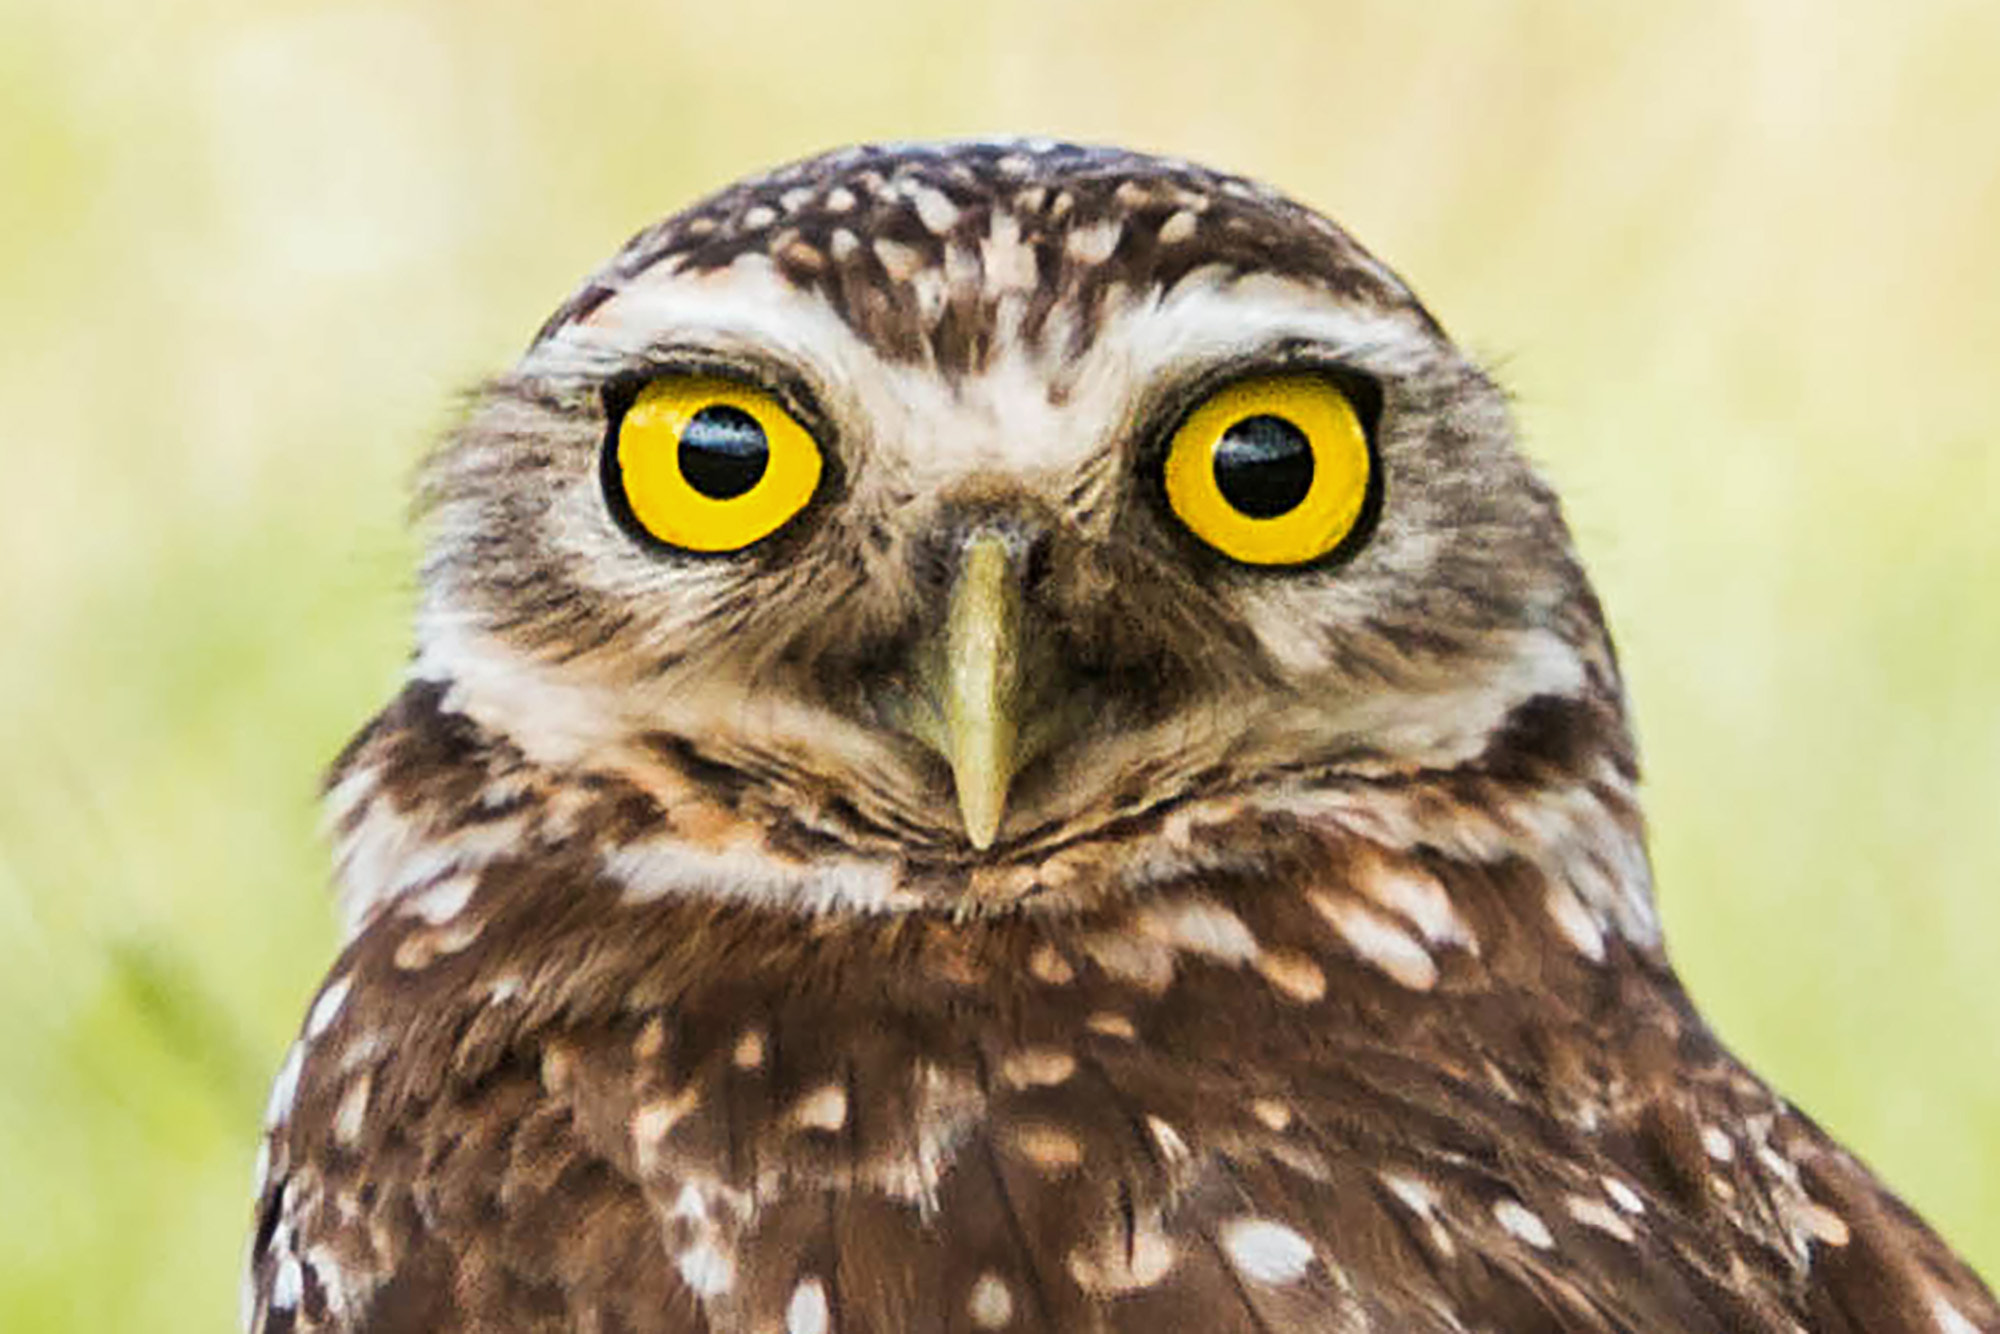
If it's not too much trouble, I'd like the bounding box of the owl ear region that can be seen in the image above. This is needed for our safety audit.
[1162,374,1372,566]
[607,376,823,553]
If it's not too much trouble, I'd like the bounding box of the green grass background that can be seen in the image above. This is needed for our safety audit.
[3,0,1997,1327]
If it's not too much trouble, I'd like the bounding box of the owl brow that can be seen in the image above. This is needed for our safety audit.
[595,344,835,437]
[1123,338,1387,463]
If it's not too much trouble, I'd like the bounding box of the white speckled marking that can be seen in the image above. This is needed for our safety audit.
[733,1029,766,1069]
[1064,218,1122,264]
[1357,860,1474,949]
[264,1043,304,1128]
[1027,943,1074,984]
[332,1074,372,1146]
[1565,1194,1636,1242]
[741,205,777,230]
[968,1272,1014,1328]
[391,918,482,969]
[305,974,351,1039]
[1543,879,1606,961]
[1255,948,1327,1002]
[678,1241,734,1297]
[1011,1124,1083,1174]
[1493,1199,1554,1249]
[1796,1199,1851,1247]
[1219,1217,1315,1284]
[910,184,960,234]
[401,872,476,925]
[1603,1176,1646,1214]
[632,1090,700,1152]
[1136,899,1259,962]
[1079,933,1176,992]
[1700,1124,1736,1162]
[1000,1047,1076,1087]
[1085,1011,1137,1040]
[1378,1172,1456,1257]
[1067,1222,1175,1293]
[792,1084,849,1132]
[824,187,856,213]
[1157,209,1197,245]
[874,238,924,281]
[787,1276,830,1334]
[1931,1293,1982,1334]
[271,1253,304,1311]
[1251,1098,1293,1131]
[1146,1115,1191,1165]
[1309,891,1437,990]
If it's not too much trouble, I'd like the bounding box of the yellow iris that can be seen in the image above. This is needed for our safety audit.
[612,376,823,553]
[1162,373,1373,566]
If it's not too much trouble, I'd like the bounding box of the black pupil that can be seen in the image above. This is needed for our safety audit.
[1213,414,1313,518]
[678,405,769,500]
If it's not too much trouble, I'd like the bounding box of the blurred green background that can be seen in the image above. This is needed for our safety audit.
[4,0,1997,1327]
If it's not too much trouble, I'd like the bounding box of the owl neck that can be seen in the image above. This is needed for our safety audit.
[323,675,1660,974]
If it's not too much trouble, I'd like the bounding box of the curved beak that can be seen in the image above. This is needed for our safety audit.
[928,532,1024,849]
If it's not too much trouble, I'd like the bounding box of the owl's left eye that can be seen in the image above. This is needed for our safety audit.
[1162,373,1375,566]
[605,376,823,553]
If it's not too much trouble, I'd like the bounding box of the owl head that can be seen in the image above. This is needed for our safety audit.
[408,140,1628,918]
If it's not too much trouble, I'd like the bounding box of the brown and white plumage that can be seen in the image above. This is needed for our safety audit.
[246,140,1996,1333]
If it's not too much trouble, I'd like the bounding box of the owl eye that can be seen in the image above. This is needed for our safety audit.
[1162,373,1374,566]
[606,376,823,553]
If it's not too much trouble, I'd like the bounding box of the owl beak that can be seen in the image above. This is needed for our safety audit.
[928,530,1025,850]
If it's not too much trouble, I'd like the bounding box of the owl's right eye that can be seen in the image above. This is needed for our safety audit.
[605,376,823,553]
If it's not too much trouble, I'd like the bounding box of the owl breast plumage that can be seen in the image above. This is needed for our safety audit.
[245,140,1996,1333]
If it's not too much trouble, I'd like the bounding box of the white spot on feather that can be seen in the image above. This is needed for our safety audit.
[1565,1194,1636,1242]
[1309,891,1437,990]
[1931,1293,1982,1334]
[1145,1115,1191,1165]
[1065,218,1121,264]
[305,974,351,1039]
[792,1084,849,1132]
[1000,1047,1076,1088]
[1135,899,1259,962]
[677,1241,734,1297]
[1254,948,1327,1002]
[1701,1124,1736,1162]
[1603,1176,1646,1214]
[332,1074,372,1146]
[909,184,960,234]
[1795,1198,1851,1247]
[1379,1172,1456,1258]
[1219,1217,1315,1284]
[271,1253,303,1311]
[967,1272,1014,1328]
[1544,879,1607,961]
[1067,1217,1175,1293]
[400,872,476,925]
[1493,1199,1554,1249]
[1356,859,1474,950]
[631,1089,700,1158]
[873,238,925,281]
[786,1276,830,1334]
[264,1044,303,1128]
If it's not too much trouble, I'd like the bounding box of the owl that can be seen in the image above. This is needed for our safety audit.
[245,140,1996,1334]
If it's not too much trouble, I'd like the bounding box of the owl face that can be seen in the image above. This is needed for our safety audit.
[414,142,1608,884]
